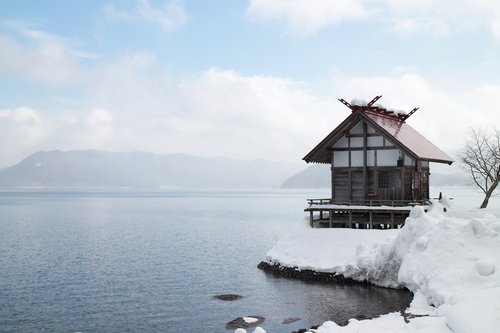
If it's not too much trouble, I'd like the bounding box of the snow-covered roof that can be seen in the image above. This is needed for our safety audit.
[303,98,453,165]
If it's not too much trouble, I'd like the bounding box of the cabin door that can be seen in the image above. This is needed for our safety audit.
[377,169,403,201]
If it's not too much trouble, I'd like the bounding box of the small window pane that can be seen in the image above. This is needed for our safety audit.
[367,136,383,147]
[350,121,364,134]
[333,137,348,148]
[333,151,349,167]
[351,151,363,166]
[350,137,363,148]
[377,149,400,166]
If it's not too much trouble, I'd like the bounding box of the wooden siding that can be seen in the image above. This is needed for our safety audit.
[333,170,349,201]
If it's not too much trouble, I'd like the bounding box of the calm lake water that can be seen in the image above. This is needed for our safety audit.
[1,189,419,332]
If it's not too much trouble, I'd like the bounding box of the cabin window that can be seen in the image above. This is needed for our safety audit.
[350,137,363,148]
[333,137,348,148]
[350,121,364,134]
[376,149,400,167]
[404,155,414,166]
[351,151,363,167]
[333,151,349,167]
[384,138,394,147]
[367,150,375,166]
[367,136,383,147]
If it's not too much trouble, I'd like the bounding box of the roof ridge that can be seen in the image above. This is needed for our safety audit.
[339,96,418,122]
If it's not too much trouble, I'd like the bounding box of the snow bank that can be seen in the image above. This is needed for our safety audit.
[265,228,398,273]
[313,312,451,333]
[263,201,500,332]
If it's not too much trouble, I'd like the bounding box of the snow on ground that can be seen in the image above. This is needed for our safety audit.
[266,227,399,272]
[260,200,500,333]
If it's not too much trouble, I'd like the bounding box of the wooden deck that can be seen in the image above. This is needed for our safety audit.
[305,199,427,229]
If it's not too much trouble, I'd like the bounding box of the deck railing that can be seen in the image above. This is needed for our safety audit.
[306,198,429,207]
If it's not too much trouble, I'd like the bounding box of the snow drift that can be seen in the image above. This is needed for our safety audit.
[262,201,500,332]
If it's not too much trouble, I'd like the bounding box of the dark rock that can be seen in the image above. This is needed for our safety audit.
[292,325,320,333]
[213,294,244,301]
[340,314,370,326]
[226,316,265,329]
[282,317,301,324]
[291,329,309,333]
[257,261,366,284]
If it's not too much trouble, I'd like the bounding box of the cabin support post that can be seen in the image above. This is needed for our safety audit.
[400,168,405,201]
[331,155,335,201]
[363,121,368,203]
[310,210,313,227]
[329,210,333,228]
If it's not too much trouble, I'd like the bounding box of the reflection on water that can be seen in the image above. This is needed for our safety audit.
[262,274,412,328]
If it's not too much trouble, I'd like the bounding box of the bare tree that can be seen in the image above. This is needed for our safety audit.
[459,127,500,208]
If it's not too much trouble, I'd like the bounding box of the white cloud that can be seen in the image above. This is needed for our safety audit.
[392,16,449,36]
[2,53,500,168]
[0,27,87,85]
[86,108,113,125]
[0,107,48,165]
[246,0,500,38]
[75,108,115,148]
[103,3,133,21]
[491,8,500,39]
[461,84,500,128]
[138,0,187,30]
[103,0,187,31]
[86,61,338,161]
[0,41,340,166]
[377,0,498,36]
[175,67,337,161]
[2,23,500,167]
[246,0,368,34]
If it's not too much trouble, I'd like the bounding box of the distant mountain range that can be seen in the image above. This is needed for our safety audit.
[0,150,471,189]
[281,164,331,188]
[0,150,303,189]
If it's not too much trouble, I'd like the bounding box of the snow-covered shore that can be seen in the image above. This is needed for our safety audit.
[258,201,500,333]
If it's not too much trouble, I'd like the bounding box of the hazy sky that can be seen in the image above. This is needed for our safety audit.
[1,0,500,167]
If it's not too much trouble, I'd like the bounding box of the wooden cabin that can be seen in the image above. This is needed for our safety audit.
[304,96,453,228]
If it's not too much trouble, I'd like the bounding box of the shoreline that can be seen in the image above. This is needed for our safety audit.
[257,261,410,291]
[258,261,414,331]
[257,261,360,284]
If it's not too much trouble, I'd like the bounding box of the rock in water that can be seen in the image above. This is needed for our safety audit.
[282,317,301,324]
[213,294,244,301]
[226,316,265,329]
